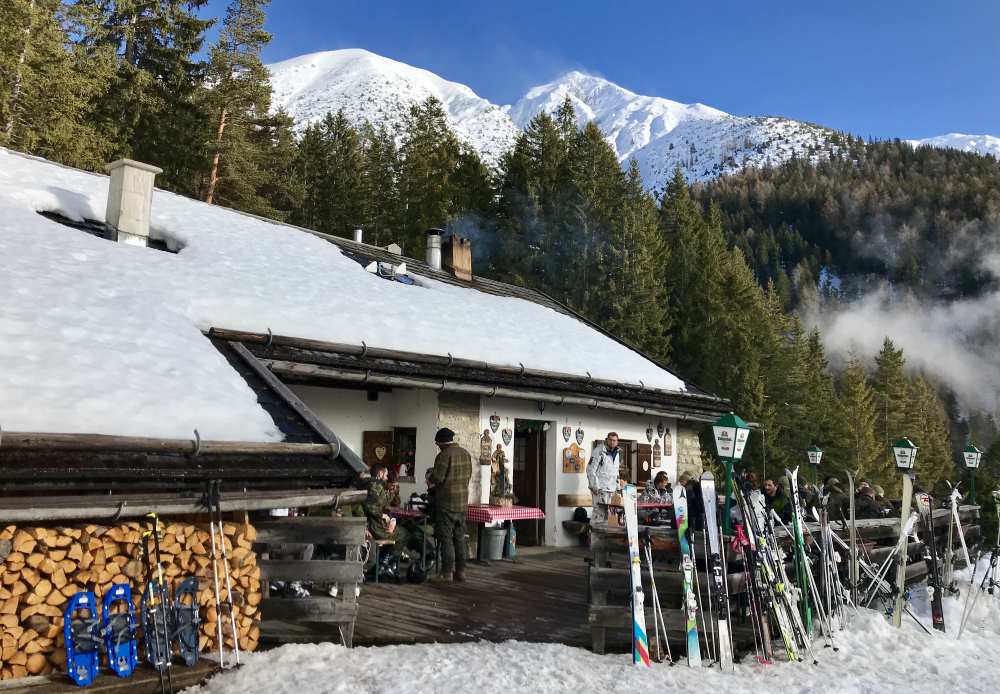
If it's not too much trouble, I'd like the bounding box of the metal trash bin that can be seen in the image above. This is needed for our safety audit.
[481,526,507,560]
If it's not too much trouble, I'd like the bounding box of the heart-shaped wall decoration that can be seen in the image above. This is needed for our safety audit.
[501,427,513,446]
[575,428,585,445]
[657,421,665,438]
[562,425,572,442]
[489,414,500,433]
[645,427,654,442]
[374,445,387,460]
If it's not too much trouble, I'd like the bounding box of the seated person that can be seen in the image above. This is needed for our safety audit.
[855,486,884,519]
[402,469,437,559]
[363,464,412,570]
[640,471,673,504]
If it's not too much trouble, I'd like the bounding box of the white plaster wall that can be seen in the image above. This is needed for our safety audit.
[291,385,440,501]
[477,397,680,547]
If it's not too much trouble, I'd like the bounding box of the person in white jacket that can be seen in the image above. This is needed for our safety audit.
[587,432,624,523]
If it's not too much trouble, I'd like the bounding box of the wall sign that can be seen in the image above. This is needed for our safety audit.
[575,427,585,445]
[663,430,673,457]
[562,443,586,473]
[501,427,513,447]
[657,421,665,439]
[480,429,493,465]
[489,414,500,433]
[645,426,654,442]
[562,425,572,443]
[652,439,662,468]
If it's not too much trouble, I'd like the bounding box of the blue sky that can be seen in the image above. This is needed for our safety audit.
[204,0,999,139]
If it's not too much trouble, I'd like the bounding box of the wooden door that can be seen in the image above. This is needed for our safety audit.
[636,444,653,485]
[513,429,546,546]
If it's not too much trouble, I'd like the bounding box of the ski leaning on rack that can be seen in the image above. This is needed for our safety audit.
[915,492,946,632]
[622,484,651,667]
[207,480,241,667]
[784,468,813,634]
[847,471,859,606]
[673,486,702,667]
[700,472,733,670]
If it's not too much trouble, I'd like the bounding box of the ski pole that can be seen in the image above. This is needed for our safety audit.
[214,481,242,665]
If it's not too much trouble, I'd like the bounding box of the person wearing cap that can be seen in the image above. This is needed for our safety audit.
[587,432,625,523]
[429,427,473,583]
[855,485,883,519]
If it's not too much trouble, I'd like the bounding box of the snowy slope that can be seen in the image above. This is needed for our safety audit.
[509,72,835,188]
[0,147,686,441]
[907,133,1000,159]
[267,50,519,166]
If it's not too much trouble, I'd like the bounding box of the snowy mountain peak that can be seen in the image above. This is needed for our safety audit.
[268,49,838,188]
[907,133,1000,159]
[267,49,518,165]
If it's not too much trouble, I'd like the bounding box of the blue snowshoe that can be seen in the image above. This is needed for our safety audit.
[63,592,101,687]
[141,581,173,672]
[101,583,138,678]
[173,577,201,666]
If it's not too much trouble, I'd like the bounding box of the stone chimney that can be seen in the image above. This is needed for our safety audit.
[442,235,472,281]
[425,228,443,270]
[104,159,162,247]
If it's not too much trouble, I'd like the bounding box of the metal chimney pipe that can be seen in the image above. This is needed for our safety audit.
[353,228,363,243]
[426,228,443,270]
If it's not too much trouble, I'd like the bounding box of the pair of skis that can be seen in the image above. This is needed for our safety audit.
[622,475,733,670]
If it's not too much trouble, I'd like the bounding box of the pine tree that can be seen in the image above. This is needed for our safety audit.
[564,120,622,317]
[250,108,301,220]
[201,0,274,211]
[871,337,911,486]
[660,168,728,386]
[1,0,115,168]
[360,122,402,248]
[80,0,213,190]
[836,353,881,480]
[604,160,669,360]
[398,96,461,252]
[311,110,367,236]
[907,375,954,494]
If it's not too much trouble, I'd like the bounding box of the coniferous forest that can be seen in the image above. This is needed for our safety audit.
[2,1,999,497]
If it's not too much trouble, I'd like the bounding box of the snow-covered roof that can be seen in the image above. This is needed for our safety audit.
[0,147,690,442]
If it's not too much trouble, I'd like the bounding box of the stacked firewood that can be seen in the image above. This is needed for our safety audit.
[0,519,260,680]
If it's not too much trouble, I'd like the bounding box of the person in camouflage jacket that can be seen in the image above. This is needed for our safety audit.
[364,464,410,557]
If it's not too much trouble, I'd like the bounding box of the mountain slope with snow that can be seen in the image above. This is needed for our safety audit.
[265,50,863,189]
[268,51,1000,188]
[267,49,519,165]
[907,133,1000,159]
[508,71,835,189]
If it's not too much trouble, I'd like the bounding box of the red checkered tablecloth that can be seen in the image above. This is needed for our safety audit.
[466,504,545,523]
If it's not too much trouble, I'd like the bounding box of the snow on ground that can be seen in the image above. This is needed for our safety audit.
[185,561,1000,694]
[0,147,686,441]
